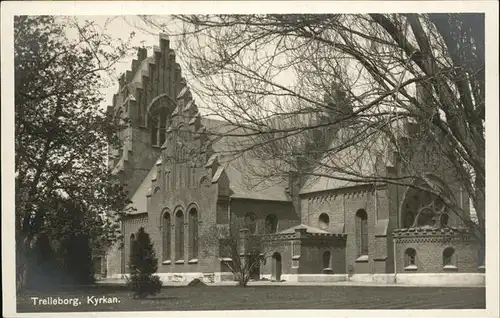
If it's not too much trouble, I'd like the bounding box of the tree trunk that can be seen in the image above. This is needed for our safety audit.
[16,234,32,293]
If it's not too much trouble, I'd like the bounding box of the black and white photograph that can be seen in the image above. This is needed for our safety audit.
[2,1,499,317]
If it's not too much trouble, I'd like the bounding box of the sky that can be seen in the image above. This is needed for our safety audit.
[68,16,173,110]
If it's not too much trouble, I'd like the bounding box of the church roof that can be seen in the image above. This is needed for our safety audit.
[299,125,394,194]
[125,162,157,215]
[202,117,291,202]
[278,224,329,234]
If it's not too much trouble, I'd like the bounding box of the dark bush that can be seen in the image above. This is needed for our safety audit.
[127,274,163,298]
[126,227,162,298]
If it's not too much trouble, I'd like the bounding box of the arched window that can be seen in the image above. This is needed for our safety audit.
[162,212,171,261]
[404,248,417,268]
[175,210,184,261]
[265,214,278,234]
[165,170,171,190]
[400,177,451,229]
[188,208,198,259]
[318,213,330,230]
[244,212,257,234]
[129,233,136,273]
[355,209,368,257]
[190,166,196,188]
[322,251,331,269]
[443,247,456,267]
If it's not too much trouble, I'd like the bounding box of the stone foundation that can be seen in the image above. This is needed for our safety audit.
[106,272,235,284]
[105,272,485,286]
[395,273,485,286]
[285,274,348,283]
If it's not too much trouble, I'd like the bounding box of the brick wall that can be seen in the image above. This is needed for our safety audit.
[394,229,481,273]
[260,230,347,278]
[299,240,346,274]
[300,185,392,275]
[144,162,222,275]
[260,239,296,278]
[230,199,298,234]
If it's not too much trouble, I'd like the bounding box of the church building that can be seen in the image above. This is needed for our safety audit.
[104,34,484,285]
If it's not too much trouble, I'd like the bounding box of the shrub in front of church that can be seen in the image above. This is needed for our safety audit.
[126,227,162,298]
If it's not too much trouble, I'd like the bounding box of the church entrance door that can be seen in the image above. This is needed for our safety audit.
[272,252,282,281]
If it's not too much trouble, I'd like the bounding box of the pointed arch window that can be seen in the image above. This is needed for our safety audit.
[189,166,196,188]
[175,210,185,261]
[128,233,136,273]
[129,233,136,256]
[162,212,171,261]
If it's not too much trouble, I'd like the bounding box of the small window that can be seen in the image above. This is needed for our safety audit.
[322,251,331,269]
[129,233,136,273]
[355,209,368,257]
[404,248,417,270]
[443,247,456,269]
[318,213,330,230]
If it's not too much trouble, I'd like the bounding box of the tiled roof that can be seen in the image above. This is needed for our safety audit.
[278,224,329,234]
[125,163,157,215]
[202,118,291,202]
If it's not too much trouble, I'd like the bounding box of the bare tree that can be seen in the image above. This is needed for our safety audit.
[137,14,485,249]
[200,223,273,287]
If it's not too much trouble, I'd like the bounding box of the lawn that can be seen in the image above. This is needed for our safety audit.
[17,284,486,312]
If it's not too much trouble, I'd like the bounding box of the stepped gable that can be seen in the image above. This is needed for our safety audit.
[116,38,290,214]
[107,33,200,204]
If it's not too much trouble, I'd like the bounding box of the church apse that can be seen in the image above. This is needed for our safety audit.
[393,176,481,273]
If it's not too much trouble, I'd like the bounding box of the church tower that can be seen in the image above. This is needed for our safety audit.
[107,34,190,198]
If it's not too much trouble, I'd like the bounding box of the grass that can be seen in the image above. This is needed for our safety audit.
[17,284,486,312]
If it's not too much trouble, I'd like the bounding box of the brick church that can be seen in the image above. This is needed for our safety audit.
[104,34,484,284]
